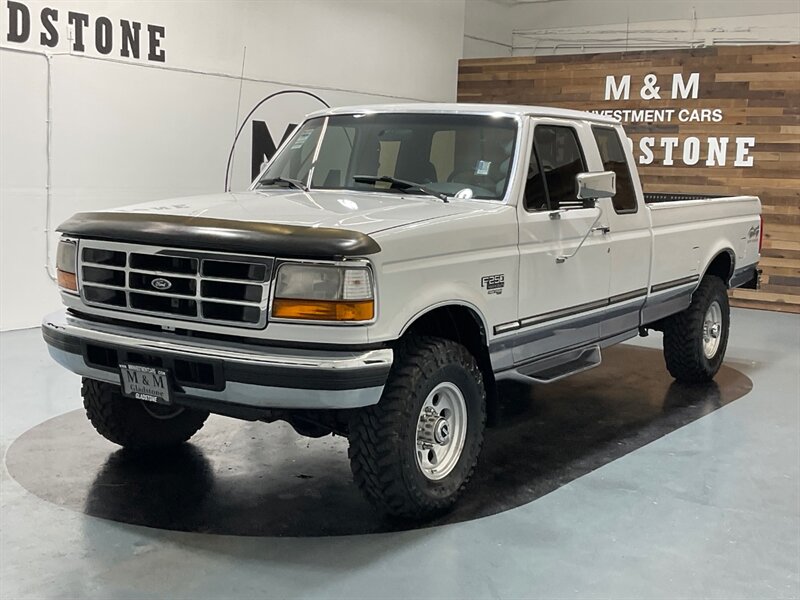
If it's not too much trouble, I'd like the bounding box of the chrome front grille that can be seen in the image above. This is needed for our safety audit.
[78,240,273,329]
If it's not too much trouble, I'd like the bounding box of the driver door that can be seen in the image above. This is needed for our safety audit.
[513,120,611,364]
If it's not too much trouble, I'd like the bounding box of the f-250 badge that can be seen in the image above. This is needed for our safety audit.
[481,274,505,295]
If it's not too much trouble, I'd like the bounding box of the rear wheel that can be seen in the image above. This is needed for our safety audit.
[348,336,486,519]
[662,275,730,383]
[82,378,209,450]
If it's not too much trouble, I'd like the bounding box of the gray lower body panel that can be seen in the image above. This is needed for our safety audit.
[640,282,695,325]
[491,285,692,375]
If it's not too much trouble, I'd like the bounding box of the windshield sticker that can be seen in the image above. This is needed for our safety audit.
[291,130,313,149]
[475,160,491,176]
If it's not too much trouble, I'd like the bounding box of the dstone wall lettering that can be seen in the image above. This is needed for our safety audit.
[591,72,756,167]
[4,0,166,62]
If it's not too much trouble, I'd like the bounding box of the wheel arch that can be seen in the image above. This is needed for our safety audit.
[399,301,490,341]
[702,248,736,287]
[398,302,498,423]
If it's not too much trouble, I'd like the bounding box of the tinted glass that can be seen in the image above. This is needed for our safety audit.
[310,123,355,188]
[592,126,637,213]
[259,113,518,201]
[533,125,586,210]
[524,145,548,211]
[266,120,323,183]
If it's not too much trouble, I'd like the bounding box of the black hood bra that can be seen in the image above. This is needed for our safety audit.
[57,212,381,259]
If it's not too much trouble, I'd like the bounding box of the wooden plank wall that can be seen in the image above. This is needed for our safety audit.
[458,44,800,313]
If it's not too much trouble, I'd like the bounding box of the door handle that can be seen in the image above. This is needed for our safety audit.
[592,226,611,234]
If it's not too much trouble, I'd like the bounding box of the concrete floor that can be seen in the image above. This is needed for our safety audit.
[1,307,799,599]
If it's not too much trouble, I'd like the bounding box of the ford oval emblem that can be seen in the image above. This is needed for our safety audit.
[151,277,172,291]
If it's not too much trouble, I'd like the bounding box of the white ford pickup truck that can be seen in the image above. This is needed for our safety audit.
[43,103,761,518]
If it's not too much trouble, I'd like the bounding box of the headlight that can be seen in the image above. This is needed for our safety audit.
[271,263,374,322]
[56,238,78,292]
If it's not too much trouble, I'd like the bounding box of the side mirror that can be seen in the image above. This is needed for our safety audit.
[576,171,616,203]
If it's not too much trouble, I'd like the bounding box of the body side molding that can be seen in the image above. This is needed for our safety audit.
[492,288,649,336]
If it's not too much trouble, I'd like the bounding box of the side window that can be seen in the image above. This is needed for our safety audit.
[533,125,586,210]
[592,126,637,213]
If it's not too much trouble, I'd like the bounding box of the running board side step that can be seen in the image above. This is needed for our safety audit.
[500,345,602,384]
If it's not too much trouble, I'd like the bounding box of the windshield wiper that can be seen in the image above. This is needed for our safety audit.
[256,177,309,192]
[353,175,449,203]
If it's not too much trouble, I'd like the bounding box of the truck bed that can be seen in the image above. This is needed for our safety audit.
[646,194,761,298]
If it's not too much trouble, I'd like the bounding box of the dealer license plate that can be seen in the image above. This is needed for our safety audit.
[119,364,172,404]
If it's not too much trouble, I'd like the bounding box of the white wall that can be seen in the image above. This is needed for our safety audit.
[463,0,800,57]
[0,0,467,330]
[463,0,512,58]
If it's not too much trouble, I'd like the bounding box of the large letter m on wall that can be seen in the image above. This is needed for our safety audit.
[605,75,631,100]
[251,121,296,180]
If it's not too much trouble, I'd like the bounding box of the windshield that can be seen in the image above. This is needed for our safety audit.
[258,113,518,201]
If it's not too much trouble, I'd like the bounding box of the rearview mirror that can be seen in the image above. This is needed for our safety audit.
[576,171,616,201]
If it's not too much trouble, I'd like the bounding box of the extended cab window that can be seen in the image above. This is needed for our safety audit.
[592,126,637,213]
[531,125,586,210]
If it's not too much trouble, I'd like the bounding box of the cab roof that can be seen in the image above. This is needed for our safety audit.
[306,102,619,125]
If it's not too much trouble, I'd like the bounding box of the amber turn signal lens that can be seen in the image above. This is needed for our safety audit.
[57,269,78,292]
[272,298,374,321]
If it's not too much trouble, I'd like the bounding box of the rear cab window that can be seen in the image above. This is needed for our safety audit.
[591,126,637,214]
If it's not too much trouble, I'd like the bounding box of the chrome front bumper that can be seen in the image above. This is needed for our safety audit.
[42,310,393,411]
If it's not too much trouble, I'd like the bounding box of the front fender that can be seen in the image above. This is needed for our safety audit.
[366,203,519,345]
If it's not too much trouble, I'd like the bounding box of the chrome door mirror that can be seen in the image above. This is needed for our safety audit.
[576,171,616,201]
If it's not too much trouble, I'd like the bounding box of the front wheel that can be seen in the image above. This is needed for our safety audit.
[348,336,486,519]
[82,378,209,450]
[662,275,730,383]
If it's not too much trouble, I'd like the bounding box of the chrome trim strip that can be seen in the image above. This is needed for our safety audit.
[609,288,648,305]
[45,346,384,409]
[47,346,119,385]
[493,289,647,337]
[519,298,609,328]
[303,104,619,126]
[647,195,758,209]
[42,310,393,373]
[493,321,521,335]
[650,275,699,294]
